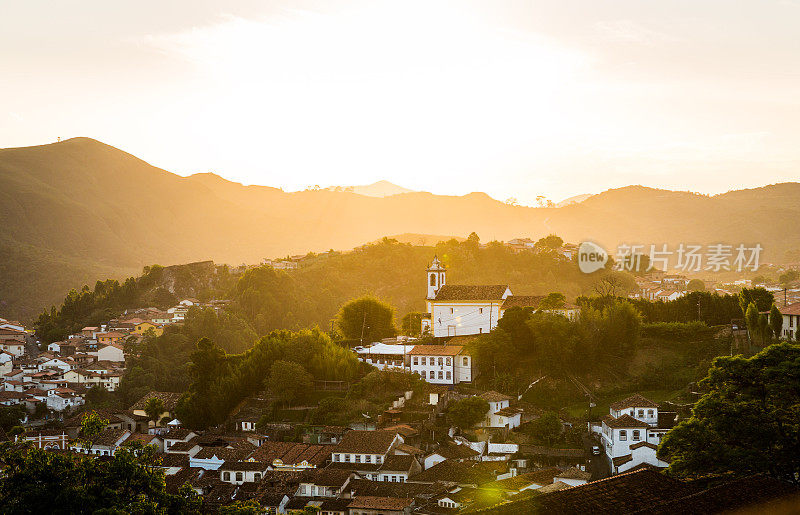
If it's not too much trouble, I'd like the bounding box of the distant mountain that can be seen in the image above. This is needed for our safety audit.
[556,193,593,207]
[2,137,799,319]
[339,180,415,197]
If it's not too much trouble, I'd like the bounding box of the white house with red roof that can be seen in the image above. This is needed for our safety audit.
[408,345,471,385]
[776,301,800,340]
[600,394,670,475]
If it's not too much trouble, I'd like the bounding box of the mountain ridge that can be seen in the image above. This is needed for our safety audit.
[2,137,799,319]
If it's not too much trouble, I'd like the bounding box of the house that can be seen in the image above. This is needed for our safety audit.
[600,394,671,474]
[219,461,269,484]
[356,343,414,371]
[776,301,800,340]
[151,314,173,325]
[96,342,125,362]
[163,428,199,452]
[38,357,74,372]
[248,441,330,471]
[408,345,471,385]
[478,391,521,429]
[423,441,481,470]
[296,467,354,497]
[331,430,403,478]
[47,341,63,353]
[46,387,84,411]
[96,332,125,345]
[376,454,421,482]
[81,327,100,337]
[424,257,512,338]
[132,321,163,336]
[0,339,26,358]
[0,320,25,332]
[71,428,131,456]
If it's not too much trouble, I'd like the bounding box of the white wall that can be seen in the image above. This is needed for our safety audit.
[430,302,501,338]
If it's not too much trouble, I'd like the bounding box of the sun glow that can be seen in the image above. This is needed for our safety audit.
[145,1,590,194]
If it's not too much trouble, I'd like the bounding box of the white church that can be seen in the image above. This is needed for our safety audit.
[420,256,579,338]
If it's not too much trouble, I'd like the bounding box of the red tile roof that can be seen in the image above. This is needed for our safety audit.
[434,284,509,301]
[609,394,659,411]
[408,345,464,356]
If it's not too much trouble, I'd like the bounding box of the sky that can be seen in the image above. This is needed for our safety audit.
[2,0,799,205]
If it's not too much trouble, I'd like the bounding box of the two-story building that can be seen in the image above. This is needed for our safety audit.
[599,394,671,474]
[408,345,471,385]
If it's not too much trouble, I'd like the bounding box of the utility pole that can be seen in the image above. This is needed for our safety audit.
[360,310,367,346]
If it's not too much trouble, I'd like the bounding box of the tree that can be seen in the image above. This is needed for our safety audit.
[219,500,265,514]
[268,360,313,407]
[534,234,563,251]
[79,410,109,453]
[686,279,705,292]
[527,411,562,446]
[658,343,800,483]
[769,305,783,341]
[448,397,490,429]
[738,288,774,316]
[0,406,25,431]
[144,397,166,427]
[336,296,397,343]
[401,312,426,337]
[538,292,566,310]
[0,443,201,513]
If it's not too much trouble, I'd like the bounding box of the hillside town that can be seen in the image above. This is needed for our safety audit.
[1,248,799,513]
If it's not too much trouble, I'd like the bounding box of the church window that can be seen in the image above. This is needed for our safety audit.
[479,308,483,314]
[463,357,468,366]
[450,307,454,314]
[430,274,436,286]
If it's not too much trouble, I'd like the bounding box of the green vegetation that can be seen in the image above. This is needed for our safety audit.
[336,296,397,344]
[268,361,314,407]
[0,442,200,513]
[659,342,800,483]
[448,397,490,429]
[175,328,362,429]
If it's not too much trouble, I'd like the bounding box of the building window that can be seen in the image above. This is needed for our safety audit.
[446,357,451,366]
[438,371,443,379]
[619,430,627,441]
[647,409,653,417]
[236,472,243,482]
[450,308,454,314]
[446,371,451,380]
[355,455,361,463]
[638,410,644,417]
[633,430,641,441]
[463,357,468,366]
[223,472,230,481]
[438,357,443,366]
[479,308,483,314]
[413,357,418,365]
[430,274,436,286]
[421,357,426,365]
[333,454,339,462]
[254,473,261,481]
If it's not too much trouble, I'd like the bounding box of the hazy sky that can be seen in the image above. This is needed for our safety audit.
[2,1,799,204]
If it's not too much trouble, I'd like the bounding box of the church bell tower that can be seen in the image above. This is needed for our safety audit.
[427,255,446,300]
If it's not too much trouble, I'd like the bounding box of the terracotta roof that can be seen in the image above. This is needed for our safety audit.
[479,390,513,403]
[609,394,659,411]
[302,466,353,487]
[612,454,633,467]
[430,442,480,460]
[410,460,505,486]
[629,441,658,451]
[491,468,562,490]
[603,414,651,429]
[408,345,464,356]
[347,496,413,510]
[249,441,329,466]
[556,467,592,480]
[382,424,418,438]
[778,302,800,316]
[84,428,130,447]
[501,295,546,309]
[334,430,398,454]
[379,454,417,472]
[220,460,269,471]
[193,446,250,461]
[434,284,509,301]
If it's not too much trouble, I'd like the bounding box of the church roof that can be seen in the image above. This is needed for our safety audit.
[434,284,508,301]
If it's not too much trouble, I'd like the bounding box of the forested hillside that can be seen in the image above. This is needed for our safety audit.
[4,137,800,319]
